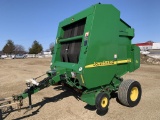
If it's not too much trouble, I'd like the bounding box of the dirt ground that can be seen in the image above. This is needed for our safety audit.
[0,58,160,120]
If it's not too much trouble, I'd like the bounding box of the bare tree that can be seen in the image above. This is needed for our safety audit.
[49,42,54,52]
[14,44,25,54]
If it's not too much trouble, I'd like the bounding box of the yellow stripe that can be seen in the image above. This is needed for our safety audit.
[80,75,85,83]
[85,59,131,68]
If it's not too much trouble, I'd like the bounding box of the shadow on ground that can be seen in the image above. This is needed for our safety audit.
[2,85,80,120]
[2,87,124,119]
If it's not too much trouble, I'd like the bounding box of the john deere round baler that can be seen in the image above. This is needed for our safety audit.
[0,4,142,116]
[48,3,142,112]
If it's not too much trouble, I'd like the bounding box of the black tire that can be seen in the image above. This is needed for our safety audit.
[95,92,110,111]
[118,80,142,107]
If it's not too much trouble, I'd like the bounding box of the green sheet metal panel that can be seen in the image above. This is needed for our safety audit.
[83,4,120,88]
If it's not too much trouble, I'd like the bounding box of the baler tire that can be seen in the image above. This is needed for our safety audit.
[95,92,109,111]
[118,80,142,107]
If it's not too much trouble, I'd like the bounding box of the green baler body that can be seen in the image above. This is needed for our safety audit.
[16,4,140,108]
[49,4,140,105]
[51,4,140,89]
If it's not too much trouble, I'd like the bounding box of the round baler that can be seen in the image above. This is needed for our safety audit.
[0,3,142,116]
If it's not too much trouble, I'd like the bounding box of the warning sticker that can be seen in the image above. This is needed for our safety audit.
[85,32,89,37]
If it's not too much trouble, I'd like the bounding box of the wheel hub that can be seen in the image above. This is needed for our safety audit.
[130,87,139,101]
[101,97,108,108]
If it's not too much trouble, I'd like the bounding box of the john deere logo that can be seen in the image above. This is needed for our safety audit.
[85,59,131,68]
[93,61,114,67]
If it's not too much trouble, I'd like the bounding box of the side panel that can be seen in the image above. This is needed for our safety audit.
[83,5,120,88]
[116,20,133,76]
[129,45,140,72]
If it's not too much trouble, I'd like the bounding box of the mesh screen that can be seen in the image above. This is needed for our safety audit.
[63,18,86,38]
[60,39,82,63]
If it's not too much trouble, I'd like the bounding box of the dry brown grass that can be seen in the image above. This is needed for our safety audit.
[0,58,160,120]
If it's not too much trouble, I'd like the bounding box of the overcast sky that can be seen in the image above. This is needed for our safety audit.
[0,0,159,51]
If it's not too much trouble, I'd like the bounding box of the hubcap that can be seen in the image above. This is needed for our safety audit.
[130,87,139,101]
[101,97,108,108]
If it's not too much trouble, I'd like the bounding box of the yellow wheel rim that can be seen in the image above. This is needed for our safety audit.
[130,87,139,101]
[101,97,108,108]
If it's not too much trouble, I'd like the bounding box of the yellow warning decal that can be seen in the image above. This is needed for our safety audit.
[80,75,85,83]
[85,59,131,68]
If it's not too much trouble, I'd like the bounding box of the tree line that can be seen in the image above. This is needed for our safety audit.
[2,40,54,55]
